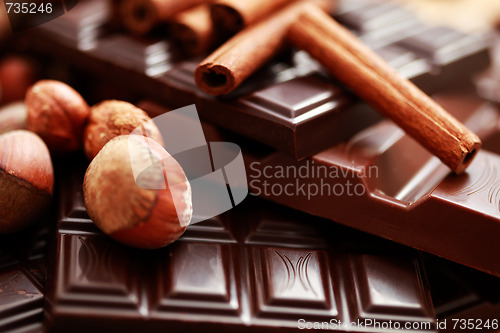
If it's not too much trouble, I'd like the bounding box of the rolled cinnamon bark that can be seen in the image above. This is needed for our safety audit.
[170,4,215,56]
[211,0,290,35]
[195,0,335,96]
[288,5,481,174]
[121,0,213,35]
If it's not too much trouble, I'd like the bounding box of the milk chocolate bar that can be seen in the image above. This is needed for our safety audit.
[24,0,490,159]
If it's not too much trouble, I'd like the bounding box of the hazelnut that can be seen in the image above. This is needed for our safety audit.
[0,130,54,234]
[26,80,90,153]
[0,56,36,104]
[83,135,192,249]
[0,102,27,135]
[84,100,163,161]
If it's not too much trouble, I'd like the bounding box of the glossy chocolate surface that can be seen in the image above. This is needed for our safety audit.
[234,92,500,277]
[138,91,500,278]
[0,217,49,333]
[25,0,490,159]
[45,162,439,332]
[36,0,110,50]
[44,152,500,332]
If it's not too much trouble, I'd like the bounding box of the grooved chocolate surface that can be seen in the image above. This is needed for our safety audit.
[45,162,438,332]
[44,160,500,332]
[35,0,110,50]
[25,0,490,159]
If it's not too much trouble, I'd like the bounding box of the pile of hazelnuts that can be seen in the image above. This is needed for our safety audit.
[0,59,193,249]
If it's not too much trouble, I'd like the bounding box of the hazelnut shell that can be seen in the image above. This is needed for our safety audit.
[83,135,192,249]
[0,130,54,233]
[0,102,27,135]
[26,80,90,153]
[84,100,163,161]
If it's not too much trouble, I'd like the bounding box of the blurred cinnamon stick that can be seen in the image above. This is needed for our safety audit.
[195,0,335,96]
[170,4,215,56]
[211,0,290,35]
[121,0,213,35]
[288,5,481,174]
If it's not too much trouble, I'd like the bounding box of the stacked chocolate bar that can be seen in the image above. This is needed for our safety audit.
[2,0,500,331]
[0,210,50,332]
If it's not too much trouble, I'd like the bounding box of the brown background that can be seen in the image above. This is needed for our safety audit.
[396,0,500,33]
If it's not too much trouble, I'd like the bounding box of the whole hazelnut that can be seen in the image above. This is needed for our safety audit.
[84,100,163,160]
[26,80,90,153]
[0,102,27,135]
[0,56,36,104]
[83,135,192,249]
[0,130,54,234]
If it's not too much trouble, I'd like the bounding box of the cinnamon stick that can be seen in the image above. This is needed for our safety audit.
[288,5,481,174]
[195,0,335,96]
[170,4,215,56]
[121,0,213,36]
[210,0,290,35]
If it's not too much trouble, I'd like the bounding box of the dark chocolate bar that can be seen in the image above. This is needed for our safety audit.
[25,0,490,160]
[45,161,440,332]
[45,155,500,332]
[137,92,500,279]
[0,217,49,333]
[36,0,110,51]
[235,92,500,277]
[424,255,500,333]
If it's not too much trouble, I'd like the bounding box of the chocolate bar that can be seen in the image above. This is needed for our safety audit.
[335,0,421,47]
[424,255,500,331]
[0,216,49,333]
[45,161,440,332]
[236,92,500,277]
[24,0,490,159]
[30,0,110,51]
[45,157,500,332]
[137,92,500,279]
